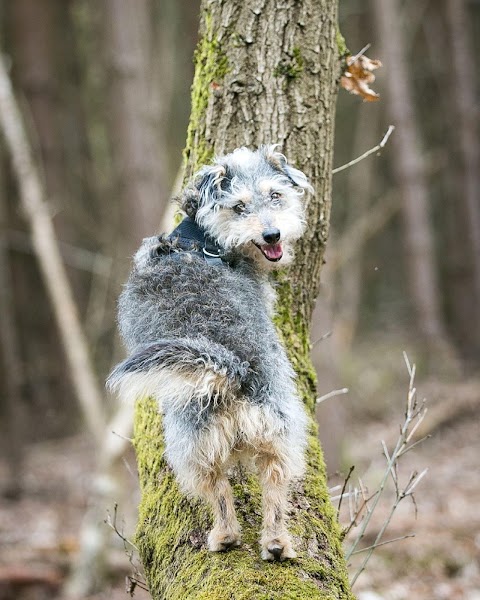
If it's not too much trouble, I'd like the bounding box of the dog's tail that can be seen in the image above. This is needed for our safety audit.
[106,336,249,408]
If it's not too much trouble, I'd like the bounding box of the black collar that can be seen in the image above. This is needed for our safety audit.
[168,217,225,266]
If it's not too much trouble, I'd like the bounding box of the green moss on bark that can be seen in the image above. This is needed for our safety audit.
[274,47,304,80]
[134,398,353,599]
[184,12,229,175]
[133,268,353,599]
[273,273,318,412]
[336,28,349,60]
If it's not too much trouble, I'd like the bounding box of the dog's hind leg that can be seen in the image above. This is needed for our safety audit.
[256,452,296,561]
[198,471,241,552]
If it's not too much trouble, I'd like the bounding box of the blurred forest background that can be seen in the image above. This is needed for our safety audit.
[0,1,478,599]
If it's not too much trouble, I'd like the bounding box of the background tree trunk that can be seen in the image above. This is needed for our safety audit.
[133,0,354,598]
[443,0,480,363]
[0,151,25,499]
[103,0,168,252]
[373,0,449,352]
[334,105,378,355]
[10,0,63,206]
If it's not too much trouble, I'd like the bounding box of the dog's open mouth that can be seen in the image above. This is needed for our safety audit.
[255,242,283,262]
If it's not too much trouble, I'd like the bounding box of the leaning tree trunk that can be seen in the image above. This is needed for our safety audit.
[134,1,354,598]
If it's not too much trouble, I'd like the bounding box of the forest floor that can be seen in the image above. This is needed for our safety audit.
[0,354,479,600]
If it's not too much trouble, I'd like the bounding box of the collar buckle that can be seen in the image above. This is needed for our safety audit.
[202,247,224,266]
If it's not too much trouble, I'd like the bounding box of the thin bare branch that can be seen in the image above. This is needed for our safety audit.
[346,353,429,579]
[106,504,149,598]
[111,430,134,443]
[105,503,139,553]
[398,434,431,457]
[348,43,372,65]
[350,533,415,556]
[403,350,413,377]
[311,330,332,347]
[332,126,395,174]
[337,466,355,520]
[404,468,429,495]
[317,388,349,404]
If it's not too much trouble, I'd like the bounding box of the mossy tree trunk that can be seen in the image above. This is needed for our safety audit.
[134,0,354,598]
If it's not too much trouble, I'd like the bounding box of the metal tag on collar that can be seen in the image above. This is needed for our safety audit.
[202,247,224,266]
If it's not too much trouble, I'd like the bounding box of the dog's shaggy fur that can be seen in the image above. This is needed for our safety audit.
[108,145,312,560]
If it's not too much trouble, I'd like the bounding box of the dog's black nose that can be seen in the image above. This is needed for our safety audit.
[262,228,281,244]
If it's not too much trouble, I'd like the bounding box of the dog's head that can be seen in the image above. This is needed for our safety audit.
[179,145,313,267]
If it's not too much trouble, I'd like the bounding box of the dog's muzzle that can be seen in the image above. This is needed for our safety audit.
[254,228,283,261]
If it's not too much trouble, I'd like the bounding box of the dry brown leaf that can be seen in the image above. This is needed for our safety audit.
[340,54,382,102]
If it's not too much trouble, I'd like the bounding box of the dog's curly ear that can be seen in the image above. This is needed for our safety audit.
[179,164,226,217]
[196,164,227,207]
[262,145,314,194]
[177,188,199,218]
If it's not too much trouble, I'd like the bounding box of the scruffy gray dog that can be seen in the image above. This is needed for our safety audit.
[108,145,312,561]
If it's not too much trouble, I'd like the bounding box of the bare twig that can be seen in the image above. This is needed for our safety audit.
[105,504,149,598]
[126,575,149,596]
[332,125,395,174]
[112,430,134,443]
[337,466,355,520]
[350,533,415,556]
[311,330,332,347]
[348,43,372,66]
[316,388,349,404]
[398,434,431,457]
[342,489,378,539]
[105,503,139,552]
[342,353,429,587]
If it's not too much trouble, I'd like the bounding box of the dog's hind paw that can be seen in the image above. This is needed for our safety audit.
[260,535,297,561]
[207,529,241,552]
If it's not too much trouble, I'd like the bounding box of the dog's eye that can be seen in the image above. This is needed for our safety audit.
[271,192,282,205]
[233,202,246,214]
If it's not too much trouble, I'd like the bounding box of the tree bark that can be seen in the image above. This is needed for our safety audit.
[133,1,354,598]
[10,0,63,205]
[373,0,449,348]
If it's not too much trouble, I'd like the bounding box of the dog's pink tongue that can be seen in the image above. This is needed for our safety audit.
[263,243,283,261]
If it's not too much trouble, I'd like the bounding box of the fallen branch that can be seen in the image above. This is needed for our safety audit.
[0,54,106,443]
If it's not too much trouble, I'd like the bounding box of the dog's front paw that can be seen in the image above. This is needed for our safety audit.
[260,534,296,561]
[208,528,241,552]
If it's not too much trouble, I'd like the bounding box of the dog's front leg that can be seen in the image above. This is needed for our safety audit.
[257,454,296,561]
[199,471,242,552]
